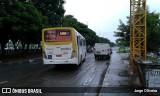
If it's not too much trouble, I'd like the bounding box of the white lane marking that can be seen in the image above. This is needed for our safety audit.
[0,81,8,85]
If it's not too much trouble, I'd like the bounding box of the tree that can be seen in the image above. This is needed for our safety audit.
[12,2,46,51]
[63,16,113,45]
[32,0,65,27]
[114,18,130,47]
[62,15,115,46]
[147,11,160,53]
[114,10,160,53]
[0,0,47,54]
[0,0,15,55]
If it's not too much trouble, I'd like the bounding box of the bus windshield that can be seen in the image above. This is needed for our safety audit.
[44,29,72,42]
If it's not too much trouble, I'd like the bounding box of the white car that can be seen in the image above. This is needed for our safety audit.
[94,43,112,60]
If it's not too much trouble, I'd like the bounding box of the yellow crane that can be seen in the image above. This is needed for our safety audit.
[130,0,147,73]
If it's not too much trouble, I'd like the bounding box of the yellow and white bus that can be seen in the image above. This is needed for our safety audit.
[42,27,86,65]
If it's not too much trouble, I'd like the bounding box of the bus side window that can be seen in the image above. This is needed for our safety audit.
[80,39,83,46]
[83,40,86,46]
[77,36,79,45]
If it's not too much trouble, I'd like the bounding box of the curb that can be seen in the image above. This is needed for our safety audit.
[0,57,42,65]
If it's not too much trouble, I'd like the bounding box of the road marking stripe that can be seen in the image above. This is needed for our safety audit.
[0,81,8,85]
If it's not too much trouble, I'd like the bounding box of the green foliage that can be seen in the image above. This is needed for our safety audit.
[117,47,130,53]
[114,10,160,53]
[146,56,154,61]
[62,15,115,46]
[0,0,49,54]
[0,0,115,55]
[114,18,130,47]
[147,11,160,53]
[32,0,65,27]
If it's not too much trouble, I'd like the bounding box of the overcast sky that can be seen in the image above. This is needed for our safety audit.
[64,0,160,43]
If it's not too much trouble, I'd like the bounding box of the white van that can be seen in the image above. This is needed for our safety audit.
[94,43,111,59]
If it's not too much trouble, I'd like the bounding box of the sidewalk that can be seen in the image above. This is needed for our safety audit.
[99,51,141,96]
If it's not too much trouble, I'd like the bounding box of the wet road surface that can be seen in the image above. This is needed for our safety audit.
[0,53,110,96]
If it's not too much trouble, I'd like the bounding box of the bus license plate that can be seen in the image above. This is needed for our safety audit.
[48,55,52,59]
[56,55,62,57]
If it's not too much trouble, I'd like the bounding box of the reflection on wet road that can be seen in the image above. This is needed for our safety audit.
[22,53,109,88]
[0,53,110,96]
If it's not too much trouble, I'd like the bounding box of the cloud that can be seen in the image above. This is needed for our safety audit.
[64,0,160,43]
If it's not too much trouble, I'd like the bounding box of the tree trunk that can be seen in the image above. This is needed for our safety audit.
[1,42,6,56]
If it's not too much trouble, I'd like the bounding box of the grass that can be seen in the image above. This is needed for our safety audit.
[146,56,160,65]
[146,56,155,61]
[117,49,130,53]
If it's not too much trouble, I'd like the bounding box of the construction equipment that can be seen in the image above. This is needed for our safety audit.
[130,0,147,73]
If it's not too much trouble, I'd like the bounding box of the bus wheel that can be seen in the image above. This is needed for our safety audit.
[83,58,86,62]
[105,56,108,60]
[79,56,83,65]
[107,55,110,59]
[95,56,98,60]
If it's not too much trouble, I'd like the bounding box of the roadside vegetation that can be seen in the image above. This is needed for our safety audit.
[114,9,160,56]
[117,49,129,53]
[0,0,116,60]
[117,47,130,53]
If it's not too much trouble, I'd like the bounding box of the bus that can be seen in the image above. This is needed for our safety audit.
[42,27,86,65]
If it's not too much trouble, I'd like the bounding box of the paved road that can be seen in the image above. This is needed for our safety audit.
[1,49,151,96]
[0,52,110,96]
